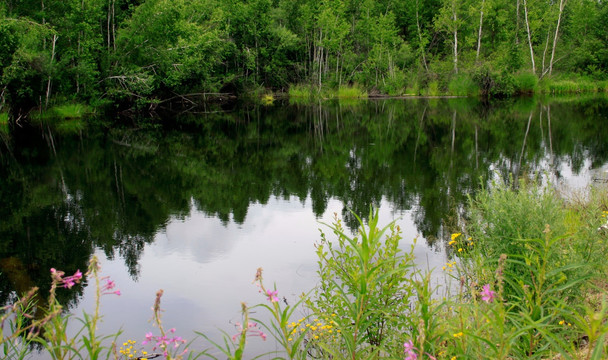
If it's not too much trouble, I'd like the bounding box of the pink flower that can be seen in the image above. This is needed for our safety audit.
[101,276,121,296]
[50,268,82,289]
[142,332,154,345]
[266,289,279,302]
[232,322,267,342]
[481,284,496,303]
[404,340,418,360]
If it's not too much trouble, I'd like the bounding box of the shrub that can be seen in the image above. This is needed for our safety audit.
[448,74,479,96]
[514,72,538,93]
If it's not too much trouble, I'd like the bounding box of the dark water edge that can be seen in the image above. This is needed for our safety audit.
[1,96,607,357]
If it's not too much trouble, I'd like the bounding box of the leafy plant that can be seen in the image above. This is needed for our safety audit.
[307,208,417,359]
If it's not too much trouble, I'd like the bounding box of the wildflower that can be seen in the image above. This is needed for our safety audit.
[480,284,496,303]
[404,340,417,360]
[148,332,185,348]
[50,268,83,289]
[232,322,267,342]
[458,248,463,252]
[559,320,565,325]
[451,233,461,240]
[448,240,457,246]
[266,289,279,302]
[453,332,464,338]
[101,276,121,296]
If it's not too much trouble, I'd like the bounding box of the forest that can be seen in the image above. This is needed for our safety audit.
[1,0,607,121]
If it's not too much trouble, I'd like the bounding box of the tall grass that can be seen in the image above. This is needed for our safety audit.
[52,103,92,119]
[336,84,367,99]
[0,112,8,134]
[448,75,479,96]
[515,72,538,93]
[540,76,608,94]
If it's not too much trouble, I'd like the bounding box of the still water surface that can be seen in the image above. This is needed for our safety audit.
[1,96,607,356]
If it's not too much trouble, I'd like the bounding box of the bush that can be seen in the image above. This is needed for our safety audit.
[514,72,538,93]
[448,74,479,96]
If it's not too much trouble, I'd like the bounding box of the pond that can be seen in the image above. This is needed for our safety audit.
[1,96,607,357]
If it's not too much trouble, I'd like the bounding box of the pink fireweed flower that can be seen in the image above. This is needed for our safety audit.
[232,322,267,342]
[101,276,121,296]
[50,268,83,289]
[481,284,497,303]
[404,340,417,360]
[266,289,279,302]
[403,339,437,360]
[141,331,187,353]
[142,332,154,345]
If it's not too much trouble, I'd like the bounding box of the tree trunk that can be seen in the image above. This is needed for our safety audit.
[476,0,485,63]
[416,0,429,72]
[516,0,520,45]
[453,1,458,74]
[549,0,566,76]
[107,0,111,49]
[523,0,536,75]
[541,30,550,76]
[45,34,57,109]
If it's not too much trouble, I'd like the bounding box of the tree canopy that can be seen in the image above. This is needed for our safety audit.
[1,0,607,116]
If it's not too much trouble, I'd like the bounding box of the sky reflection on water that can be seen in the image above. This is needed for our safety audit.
[70,196,446,355]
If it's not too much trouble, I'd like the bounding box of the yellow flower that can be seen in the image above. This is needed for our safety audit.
[453,332,464,338]
[559,320,565,325]
[448,240,457,246]
[442,266,446,270]
[451,357,457,360]
[451,233,461,240]
[458,248,463,252]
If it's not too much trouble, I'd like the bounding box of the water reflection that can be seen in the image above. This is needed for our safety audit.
[1,96,607,351]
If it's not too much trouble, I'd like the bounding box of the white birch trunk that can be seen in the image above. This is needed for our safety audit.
[453,1,458,74]
[476,0,486,62]
[416,0,429,72]
[549,0,566,76]
[45,34,58,109]
[523,0,536,75]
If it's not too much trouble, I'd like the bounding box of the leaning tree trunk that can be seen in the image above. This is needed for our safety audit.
[549,0,566,76]
[416,0,429,72]
[476,0,486,63]
[523,0,536,75]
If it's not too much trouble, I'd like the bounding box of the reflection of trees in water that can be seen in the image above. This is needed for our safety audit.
[1,97,608,309]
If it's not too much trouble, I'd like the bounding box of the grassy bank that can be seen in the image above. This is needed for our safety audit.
[288,84,368,102]
[285,73,607,101]
[1,178,607,359]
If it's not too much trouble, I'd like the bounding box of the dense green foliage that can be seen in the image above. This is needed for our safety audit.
[1,0,608,119]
